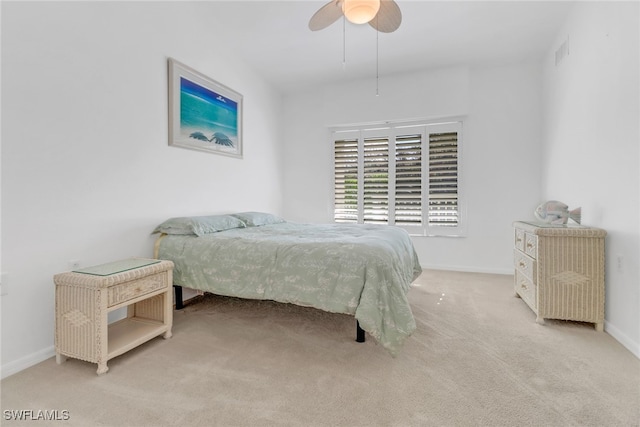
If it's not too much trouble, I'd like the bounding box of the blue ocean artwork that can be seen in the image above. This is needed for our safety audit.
[180,77,238,148]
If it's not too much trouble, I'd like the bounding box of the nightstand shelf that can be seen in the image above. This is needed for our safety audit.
[108,316,166,359]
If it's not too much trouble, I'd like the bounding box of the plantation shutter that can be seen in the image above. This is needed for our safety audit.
[395,134,422,226]
[363,136,390,224]
[332,120,463,236]
[428,131,458,227]
[334,137,359,223]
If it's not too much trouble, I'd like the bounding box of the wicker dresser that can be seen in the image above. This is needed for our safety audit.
[54,259,174,374]
[513,221,606,331]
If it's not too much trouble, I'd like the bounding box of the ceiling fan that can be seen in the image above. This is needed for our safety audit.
[309,0,402,33]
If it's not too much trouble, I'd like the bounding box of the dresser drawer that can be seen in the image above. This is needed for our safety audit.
[108,273,168,307]
[514,228,525,252]
[524,233,538,259]
[515,270,536,311]
[513,249,536,282]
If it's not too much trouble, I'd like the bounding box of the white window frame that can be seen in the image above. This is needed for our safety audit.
[331,118,466,237]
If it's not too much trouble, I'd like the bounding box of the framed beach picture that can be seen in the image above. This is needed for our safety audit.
[168,58,243,158]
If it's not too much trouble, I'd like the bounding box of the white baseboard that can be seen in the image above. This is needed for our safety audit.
[421,264,513,275]
[604,320,640,359]
[1,346,55,380]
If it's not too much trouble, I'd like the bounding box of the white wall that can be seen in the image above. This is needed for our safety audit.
[1,2,284,376]
[282,63,543,274]
[541,1,640,356]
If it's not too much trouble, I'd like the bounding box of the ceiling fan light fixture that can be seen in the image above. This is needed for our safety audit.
[342,0,380,25]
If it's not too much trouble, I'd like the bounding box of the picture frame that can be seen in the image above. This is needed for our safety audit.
[168,58,243,158]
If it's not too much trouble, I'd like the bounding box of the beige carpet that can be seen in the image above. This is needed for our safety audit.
[2,270,639,426]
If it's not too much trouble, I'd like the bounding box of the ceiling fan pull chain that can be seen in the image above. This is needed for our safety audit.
[376,15,379,96]
[343,14,347,70]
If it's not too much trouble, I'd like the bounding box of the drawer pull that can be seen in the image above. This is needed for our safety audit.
[516,237,522,242]
[520,283,528,290]
[519,261,526,268]
[526,242,533,248]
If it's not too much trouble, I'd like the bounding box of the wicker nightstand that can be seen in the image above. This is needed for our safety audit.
[513,221,606,331]
[54,258,174,374]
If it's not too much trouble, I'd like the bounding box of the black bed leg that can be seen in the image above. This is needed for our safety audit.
[356,321,365,343]
[174,285,184,310]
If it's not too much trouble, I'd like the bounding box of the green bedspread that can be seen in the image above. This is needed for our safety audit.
[157,222,422,355]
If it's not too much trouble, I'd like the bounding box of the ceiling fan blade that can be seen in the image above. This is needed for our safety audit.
[369,0,402,33]
[309,0,344,31]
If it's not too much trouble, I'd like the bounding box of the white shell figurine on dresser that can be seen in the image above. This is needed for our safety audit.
[534,200,581,224]
[513,202,606,331]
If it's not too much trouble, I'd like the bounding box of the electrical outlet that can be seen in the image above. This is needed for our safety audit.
[616,255,624,273]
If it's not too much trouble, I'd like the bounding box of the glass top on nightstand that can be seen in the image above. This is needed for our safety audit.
[73,259,160,276]
[520,221,586,229]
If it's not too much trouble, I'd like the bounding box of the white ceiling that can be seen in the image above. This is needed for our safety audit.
[197,1,575,93]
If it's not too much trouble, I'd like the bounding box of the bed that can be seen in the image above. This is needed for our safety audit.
[153,212,422,355]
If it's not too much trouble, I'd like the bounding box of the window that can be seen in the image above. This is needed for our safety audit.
[333,120,464,236]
